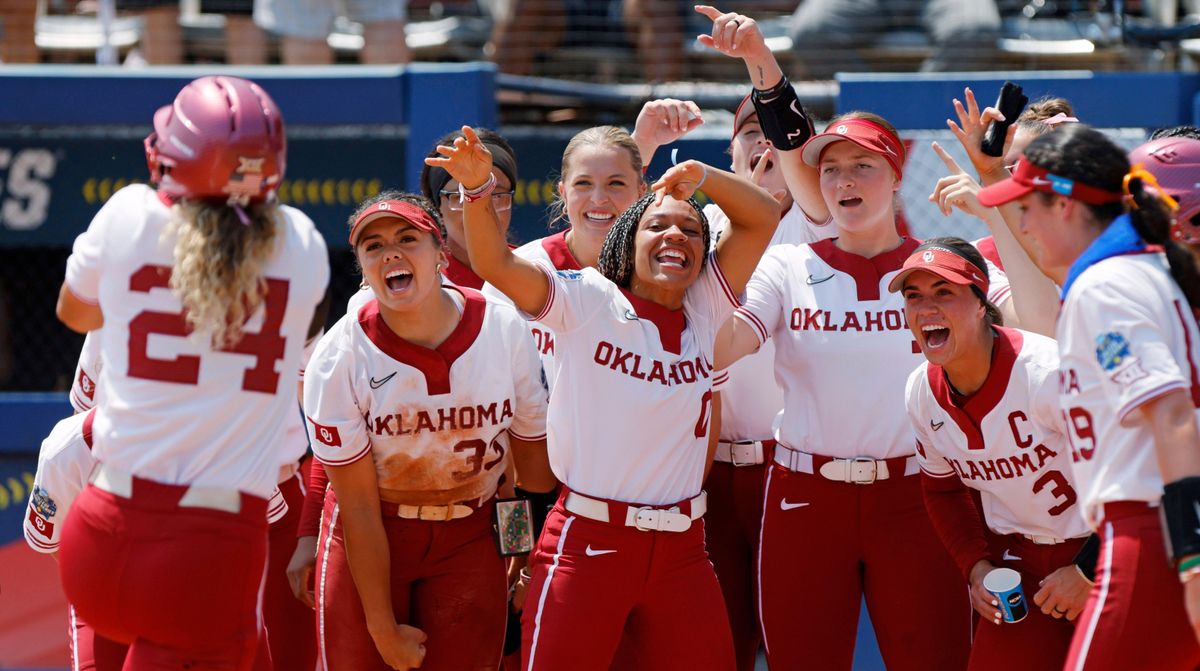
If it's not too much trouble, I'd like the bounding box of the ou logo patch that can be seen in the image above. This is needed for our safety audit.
[321,428,333,442]
[836,124,848,134]
[922,251,935,263]
[308,417,342,447]
[378,201,391,210]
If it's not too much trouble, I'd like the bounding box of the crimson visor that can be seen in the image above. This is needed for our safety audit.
[977,160,1124,207]
[349,200,442,246]
[888,246,989,295]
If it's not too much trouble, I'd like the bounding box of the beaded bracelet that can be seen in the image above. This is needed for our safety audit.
[458,172,497,204]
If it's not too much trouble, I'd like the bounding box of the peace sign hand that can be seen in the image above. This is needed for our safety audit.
[424,126,494,191]
[946,87,1015,183]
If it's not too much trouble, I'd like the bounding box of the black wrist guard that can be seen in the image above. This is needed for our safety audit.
[1162,476,1200,564]
[515,486,557,539]
[751,77,814,151]
[1072,533,1100,582]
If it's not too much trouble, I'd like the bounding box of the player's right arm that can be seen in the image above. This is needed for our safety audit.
[694,4,827,224]
[426,127,550,317]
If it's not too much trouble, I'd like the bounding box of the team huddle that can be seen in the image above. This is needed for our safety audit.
[20,5,1200,671]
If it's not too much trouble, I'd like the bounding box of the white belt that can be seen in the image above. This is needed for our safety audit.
[90,463,243,514]
[1022,533,1068,545]
[773,445,919,484]
[564,491,707,533]
[715,440,770,466]
[394,503,475,521]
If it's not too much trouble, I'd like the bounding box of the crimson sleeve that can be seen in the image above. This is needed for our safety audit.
[920,472,990,580]
[298,458,329,539]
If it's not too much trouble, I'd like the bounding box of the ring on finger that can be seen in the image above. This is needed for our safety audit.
[1053,607,1067,615]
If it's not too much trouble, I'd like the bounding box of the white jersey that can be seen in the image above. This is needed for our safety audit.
[483,230,582,395]
[908,328,1089,540]
[304,288,547,505]
[706,202,833,440]
[1057,252,1200,527]
[984,259,1012,310]
[736,238,924,459]
[63,184,329,498]
[24,408,289,554]
[69,332,101,413]
[532,253,738,505]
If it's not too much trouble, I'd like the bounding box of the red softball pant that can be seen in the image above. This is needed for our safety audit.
[315,494,507,671]
[59,477,269,671]
[521,497,735,671]
[758,464,971,671]
[69,607,128,671]
[968,534,1083,671]
[703,460,766,671]
[1065,502,1200,671]
[263,470,316,671]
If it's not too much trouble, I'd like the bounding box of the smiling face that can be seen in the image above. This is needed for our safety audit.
[818,140,899,236]
[440,168,513,258]
[631,197,707,298]
[354,217,446,313]
[560,144,645,249]
[730,116,790,209]
[902,270,988,368]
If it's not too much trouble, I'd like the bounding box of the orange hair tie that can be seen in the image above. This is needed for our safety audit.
[1124,164,1179,212]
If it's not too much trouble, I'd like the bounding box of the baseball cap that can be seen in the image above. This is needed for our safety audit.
[349,199,442,246]
[976,159,1124,208]
[887,244,990,295]
[800,117,906,179]
[732,94,757,138]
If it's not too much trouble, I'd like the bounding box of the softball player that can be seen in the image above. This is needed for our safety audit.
[894,237,1091,670]
[638,89,836,669]
[304,192,553,671]
[977,124,1200,670]
[429,125,779,669]
[53,75,330,670]
[715,103,971,668]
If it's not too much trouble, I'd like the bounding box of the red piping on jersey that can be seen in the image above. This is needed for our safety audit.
[357,288,487,396]
[809,237,921,301]
[541,230,584,271]
[82,407,97,450]
[441,254,485,290]
[927,327,1023,451]
[619,289,686,355]
[1172,300,1200,407]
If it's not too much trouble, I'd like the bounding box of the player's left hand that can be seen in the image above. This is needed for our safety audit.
[1034,565,1092,621]
[694,6,769,62]
[424,126,494,192]
[634,99,704,149]
[929,142,989,219]
[651,159,708,204]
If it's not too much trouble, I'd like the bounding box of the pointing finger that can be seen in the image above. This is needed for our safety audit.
[694,4,721,21]
[931,141,965,175]
[751,148,772,185]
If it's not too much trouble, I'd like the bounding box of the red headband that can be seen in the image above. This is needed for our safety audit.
[888,245,990,296]
[801,118,906,179]
[977,160,1125,208]
[349,200,442,246]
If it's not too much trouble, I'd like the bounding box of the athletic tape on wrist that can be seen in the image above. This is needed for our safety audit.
[751,79,814,151]
[1161,476,1200,565]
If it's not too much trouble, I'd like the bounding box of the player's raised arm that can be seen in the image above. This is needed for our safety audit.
[694,4,826,224]
[651,158,777,294]
[631,98,704,169]
[425,127,550,317]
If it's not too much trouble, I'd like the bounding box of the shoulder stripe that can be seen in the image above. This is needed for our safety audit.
[509,430,548,442]
[314,444,372,468]
[709,252,741,308]
[735,307,769,344]
[531,264,556,322]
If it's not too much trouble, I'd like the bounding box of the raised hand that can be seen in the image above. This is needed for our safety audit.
[424,126,494,191]
[929,141,990,220]
[694,5,769,61]
[651,159,709,205]
[946,87,1015,183]
[635,98,704,149]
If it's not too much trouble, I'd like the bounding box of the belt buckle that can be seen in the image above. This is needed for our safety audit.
[731,440,757,467]
[632,506,657,532]
[850,457,877,485]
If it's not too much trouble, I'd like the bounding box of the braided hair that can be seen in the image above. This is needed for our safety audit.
[597,193,710,288]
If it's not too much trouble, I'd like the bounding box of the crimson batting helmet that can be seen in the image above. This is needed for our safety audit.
[144,75,286,206]
[1128,137,1200,243]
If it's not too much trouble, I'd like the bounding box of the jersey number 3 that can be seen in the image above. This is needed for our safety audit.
[127,264,289,393]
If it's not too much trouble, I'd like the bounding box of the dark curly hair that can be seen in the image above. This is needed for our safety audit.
[597,193,710,289]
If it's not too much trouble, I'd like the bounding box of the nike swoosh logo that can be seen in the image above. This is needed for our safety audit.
[624,309,638,321]
[930,420,944,431]
[1003,549,1021,561]
[780,500,810,511]
[1031,177,1053,186]
[806,273,834,285]
[585,545,617,556]
[369,372,397,389]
